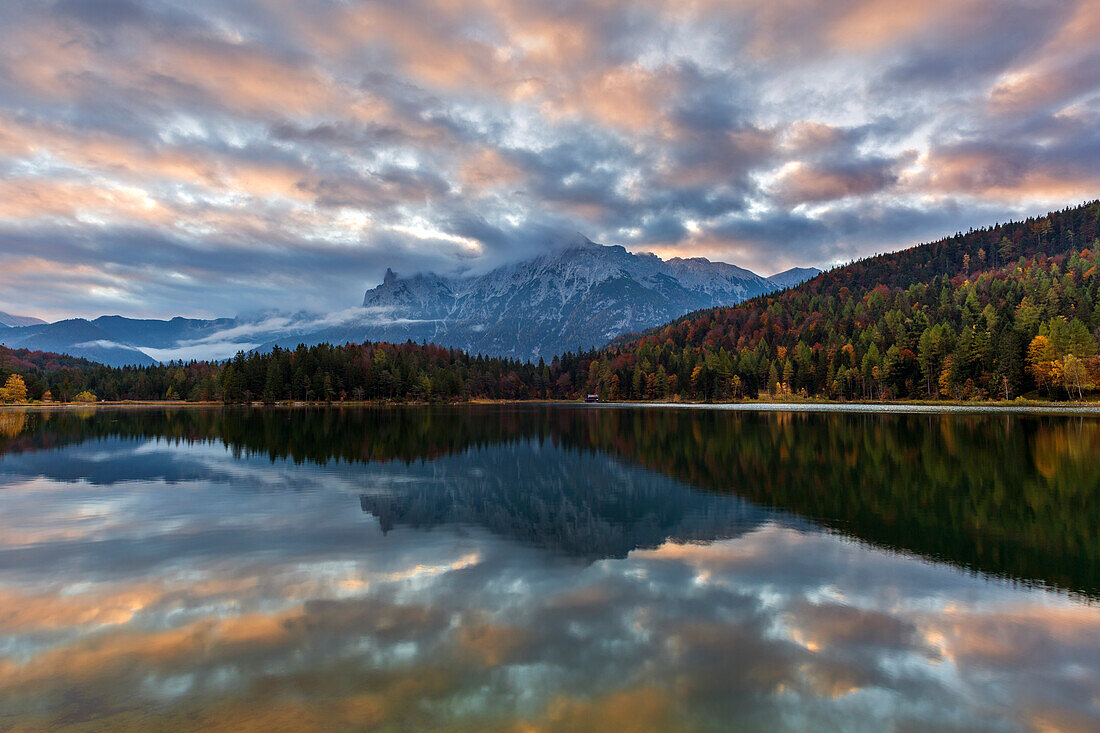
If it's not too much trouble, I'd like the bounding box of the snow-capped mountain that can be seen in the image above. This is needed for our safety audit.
[767,266,822,290]
[1,237,812,364]
[350,235,778,359]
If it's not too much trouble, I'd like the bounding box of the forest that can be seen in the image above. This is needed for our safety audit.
[584,200,1100,401]
[2,200,1099,403]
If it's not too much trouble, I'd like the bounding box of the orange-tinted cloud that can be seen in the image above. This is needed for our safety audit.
[912,145,1100,202]
[782,121,849,153]
[827,0,965,50]
[0,0,1097,318]
[774,160,897,204]
[460,147,526,191]
[989,0,1100,113]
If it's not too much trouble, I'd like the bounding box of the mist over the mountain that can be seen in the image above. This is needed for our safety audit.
[0,238,818,365]
[349,235,788,360]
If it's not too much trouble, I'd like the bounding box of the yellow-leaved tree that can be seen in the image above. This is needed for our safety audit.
[1,374,28,403]
[1027,335,1058,393]
[1061,354,1093,401]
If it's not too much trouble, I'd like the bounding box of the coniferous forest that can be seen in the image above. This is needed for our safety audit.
[3,200,1099,404]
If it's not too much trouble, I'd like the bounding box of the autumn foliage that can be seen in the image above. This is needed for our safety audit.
[580,201,1100,401]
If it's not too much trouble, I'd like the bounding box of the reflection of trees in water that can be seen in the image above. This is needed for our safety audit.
[0,410,26,438]
[575,409,1100,598]
[2,405,1098,596]
[0,406,550,463]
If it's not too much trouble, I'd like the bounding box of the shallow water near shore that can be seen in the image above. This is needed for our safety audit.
[0,404,1097,731]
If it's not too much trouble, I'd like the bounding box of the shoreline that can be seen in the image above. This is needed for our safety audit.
[5,399,1100,415]
[581,401,1100,415]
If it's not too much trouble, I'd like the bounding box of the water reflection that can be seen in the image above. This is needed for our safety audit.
[358,441,782,559]
[0,405,1097,731]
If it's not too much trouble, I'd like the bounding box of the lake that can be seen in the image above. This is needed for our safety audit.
[0,405,1097,731]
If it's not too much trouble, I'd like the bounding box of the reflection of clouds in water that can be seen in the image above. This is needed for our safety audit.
[0,440,1097,731]
[0,519,1097,730]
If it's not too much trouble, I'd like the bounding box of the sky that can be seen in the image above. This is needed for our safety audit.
[1,0,1098,321]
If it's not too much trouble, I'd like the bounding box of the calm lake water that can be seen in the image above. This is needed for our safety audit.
[0,405,1097,731]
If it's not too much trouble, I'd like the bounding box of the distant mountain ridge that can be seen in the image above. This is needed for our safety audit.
[0,316,236,367]
[0,311,46,328]
[0,236,814,365]
[0,319,156,367]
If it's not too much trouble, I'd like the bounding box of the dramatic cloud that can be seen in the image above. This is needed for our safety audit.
[0,0,1097,319]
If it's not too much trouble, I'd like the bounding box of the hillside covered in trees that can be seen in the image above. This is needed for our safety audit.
[0,347,102,403]
[582,200,1100,401]
[2,201,1099,404]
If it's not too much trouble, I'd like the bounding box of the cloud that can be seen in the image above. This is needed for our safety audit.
[913,130,1100,202]
[73,339,134,350]
[774,158,899,205]
[135,306,444,362]
[0,0,1097,320]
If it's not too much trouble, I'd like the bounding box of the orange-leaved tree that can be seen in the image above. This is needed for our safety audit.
[1,374,27,403]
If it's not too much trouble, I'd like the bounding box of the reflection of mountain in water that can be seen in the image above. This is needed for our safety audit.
[3,405,1099,597]
[360,442,777,560]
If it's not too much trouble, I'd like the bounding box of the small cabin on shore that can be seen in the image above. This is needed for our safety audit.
[585,394,599,403]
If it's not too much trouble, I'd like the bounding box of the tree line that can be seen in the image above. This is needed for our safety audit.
[0,340,594,403]
[1,200,1099,404]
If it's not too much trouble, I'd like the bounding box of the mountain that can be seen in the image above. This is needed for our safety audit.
[8,201,1100,404]
[767,266,822,289]
[0,319,157,367]
[0,315,239,367]
[0,312,46,328]
[349,235,777,359]
[89,315,236,348]
[6,201,1100,408]
[1,236,798,365]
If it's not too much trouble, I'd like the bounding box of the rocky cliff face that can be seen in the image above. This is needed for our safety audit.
[356,236,777,359]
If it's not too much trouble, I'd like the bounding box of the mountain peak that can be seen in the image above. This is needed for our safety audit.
[358,239,782,359]
[767,266,822,289]
[382,267,397,286]
[561,232,595,250]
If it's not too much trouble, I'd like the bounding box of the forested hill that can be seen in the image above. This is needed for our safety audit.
[0,346,97,373]
[789,199,1098,294]
[585,201,1100,401]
